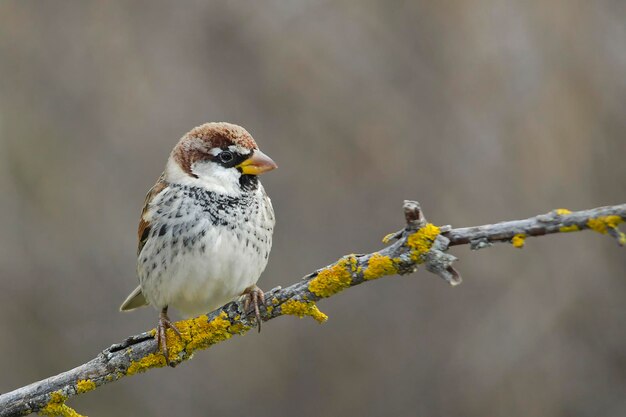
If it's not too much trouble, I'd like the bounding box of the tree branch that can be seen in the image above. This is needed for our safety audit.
[1,202,624,417]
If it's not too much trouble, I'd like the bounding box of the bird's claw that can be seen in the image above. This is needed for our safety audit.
[242,285,265,332]
[156,307,182,366]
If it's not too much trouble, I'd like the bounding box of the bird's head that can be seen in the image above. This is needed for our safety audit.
[166,122,277,194]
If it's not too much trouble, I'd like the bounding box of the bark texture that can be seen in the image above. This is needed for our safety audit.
[0,202,624,417]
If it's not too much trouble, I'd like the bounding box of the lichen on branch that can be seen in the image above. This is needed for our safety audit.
[1,201,624,417]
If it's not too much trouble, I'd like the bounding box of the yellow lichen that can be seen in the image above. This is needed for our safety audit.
[511,234,526,248]
[587,215,623,234]
[39,391,85,417]
[126,312,246,375]
[559,224,580,233]
[227,322,250,335]
[406,223,441,262]
[363,253,397,280]
[587,215,625,245]
[180,312,235,352]
[75,379,96,394]
[281,299,328,323]
[382,232,396,243]
[308,255,358,298]
[555,209,578,232]
[126,353,167,376]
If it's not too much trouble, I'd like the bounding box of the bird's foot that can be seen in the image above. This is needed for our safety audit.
[156,307,182,366]
[242,285,265,332]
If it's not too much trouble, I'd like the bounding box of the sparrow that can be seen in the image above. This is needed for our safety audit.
[120,122,277,361]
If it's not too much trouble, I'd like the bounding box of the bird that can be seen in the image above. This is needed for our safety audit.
[120,122,277,361]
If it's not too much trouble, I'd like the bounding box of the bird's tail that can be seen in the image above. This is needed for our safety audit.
[120,285,149,311]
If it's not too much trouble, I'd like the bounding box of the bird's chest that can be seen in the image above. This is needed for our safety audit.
[173,191,273,262]
[139,186,274,315]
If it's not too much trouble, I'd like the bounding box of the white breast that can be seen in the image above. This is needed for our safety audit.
[138,184,274,317]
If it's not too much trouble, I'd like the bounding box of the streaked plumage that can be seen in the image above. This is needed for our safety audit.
[120,122,276,360]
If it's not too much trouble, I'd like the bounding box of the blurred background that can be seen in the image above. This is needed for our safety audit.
[1,1,625,416]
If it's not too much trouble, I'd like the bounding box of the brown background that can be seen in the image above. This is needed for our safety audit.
[1,1,625,416]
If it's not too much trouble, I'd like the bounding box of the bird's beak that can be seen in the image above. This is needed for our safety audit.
[237,150,278,175]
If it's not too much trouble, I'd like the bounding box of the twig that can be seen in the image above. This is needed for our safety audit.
[0,202,624,417]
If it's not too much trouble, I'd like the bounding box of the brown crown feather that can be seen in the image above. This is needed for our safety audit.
[172,122,258,177]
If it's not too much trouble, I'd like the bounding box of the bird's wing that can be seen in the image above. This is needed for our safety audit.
[120,174,169,312]
[137,173,169,256]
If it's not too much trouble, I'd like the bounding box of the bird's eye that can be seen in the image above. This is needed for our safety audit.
[218,151,234,163]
